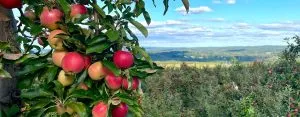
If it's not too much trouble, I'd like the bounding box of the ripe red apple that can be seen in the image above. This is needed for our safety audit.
[40,7,63,30]
[52,50,67,67]
[113,50,134,69]
[112,102,128,117]
[83,56,91,69]
[61,52,85,74]
[48,30,66,50]
[92,102,108,117]
[70,4,88,18]
[122,77,140,90]
[105,74,122,90]
[58,70,74,86]
[88,62,106,80]
[0,0,22,9]
[24,10,36,21]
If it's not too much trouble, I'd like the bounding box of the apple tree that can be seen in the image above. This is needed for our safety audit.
[0,0,189,116]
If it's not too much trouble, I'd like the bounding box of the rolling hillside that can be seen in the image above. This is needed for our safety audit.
[146,46,285,62]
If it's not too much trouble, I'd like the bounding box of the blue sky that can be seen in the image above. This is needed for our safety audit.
[13,0,300,47]
[134,0,300,47]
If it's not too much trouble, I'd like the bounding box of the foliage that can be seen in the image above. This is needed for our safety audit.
[282,35,300,62]
[142,61,300,116]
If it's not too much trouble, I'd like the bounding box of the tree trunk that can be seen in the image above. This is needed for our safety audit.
[0,6,20,111]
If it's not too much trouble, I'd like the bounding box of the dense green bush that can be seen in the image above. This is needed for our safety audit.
[142,61,300,117]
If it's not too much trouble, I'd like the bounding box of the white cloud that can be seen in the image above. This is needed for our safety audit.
[213,0,236,4]
[176,6,212,15]
[227,0,236,4]
[258,22,300,31]
[207,18,225,22]
[233,23,251,29]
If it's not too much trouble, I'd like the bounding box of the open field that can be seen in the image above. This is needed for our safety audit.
[156,61,251,68]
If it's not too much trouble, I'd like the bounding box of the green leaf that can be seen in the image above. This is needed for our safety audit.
[91,3,106,18]
[125,26,138,40]
[30,99,52,110]
[57,0,71,16]
[16,63,46,76]
[68,90,97,100]
[86,42,111,54]
[65,102,88,117]
[129,18,148,37]
[182,0,190,13]
[53,81,64,98]
[129,68,148,79]
[86,35,106,46]
[133,46,153,67]
[63,37,86,52]
[68,70,88,95]
[14,54,39,64]
[40,66,59,84]
[2,104,19,117]
[142,10,151,25]
[128,105,143,117]
[163,0,169,15]
[106,29,119,42]
[102,59,121,76]
[0,68,12,79]
[21,88,53,99]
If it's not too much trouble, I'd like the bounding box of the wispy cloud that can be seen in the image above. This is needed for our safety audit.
[227,0,236,4]
[213,0,236,4]
[176,6,212,15]
[257,22,300,31]
[233,23,251,29]
[206,18,226,22]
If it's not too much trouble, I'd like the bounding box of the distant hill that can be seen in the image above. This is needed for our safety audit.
[146,46,286,62]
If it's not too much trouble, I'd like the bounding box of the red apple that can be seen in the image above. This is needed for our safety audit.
[88,62,107,80]
[113,50,134,69]
[122,77,140,90]
[92,102,108,117]
[48,30,66,50]
[83,56,91,69]
[61,52,85,74]
[52,50,67,67]
[0,0,22,9]
[70,4,88,18]
[40,7,63,30]
[112,103,128,117]
[105,74,122,90]
[24,10,36,21]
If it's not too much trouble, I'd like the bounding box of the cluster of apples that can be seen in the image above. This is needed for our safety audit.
[2,0,141,116]
[19,1,139,117]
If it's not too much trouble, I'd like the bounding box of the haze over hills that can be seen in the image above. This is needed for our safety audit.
[146,46,286,62]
